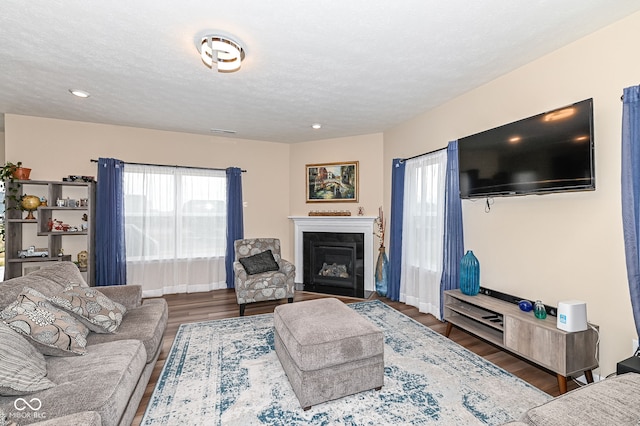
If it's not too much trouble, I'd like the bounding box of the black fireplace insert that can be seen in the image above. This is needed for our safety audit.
[302,232,364,298]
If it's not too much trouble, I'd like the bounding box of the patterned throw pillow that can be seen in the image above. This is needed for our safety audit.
[0,322,55,396]
[1,287,89,356]
[48,284,126,333]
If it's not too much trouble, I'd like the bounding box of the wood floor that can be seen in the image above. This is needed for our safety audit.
[132,289,577,425]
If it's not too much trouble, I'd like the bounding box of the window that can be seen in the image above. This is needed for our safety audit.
[123,164,227,295]
[400,150,447,316]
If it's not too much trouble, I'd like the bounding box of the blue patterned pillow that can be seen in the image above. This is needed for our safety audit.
[239,250,279,275]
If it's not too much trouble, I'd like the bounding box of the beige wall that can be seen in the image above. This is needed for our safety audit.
[3,117,384,259]
[288,133,384,253]
[4,115,293,258]
[384,11,640,375]
[289,133,384,215]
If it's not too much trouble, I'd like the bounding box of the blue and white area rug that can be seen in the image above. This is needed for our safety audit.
[142,300,551,425]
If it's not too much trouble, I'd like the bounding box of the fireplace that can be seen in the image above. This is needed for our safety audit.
[289,216,376,298]
[304,232,364,298]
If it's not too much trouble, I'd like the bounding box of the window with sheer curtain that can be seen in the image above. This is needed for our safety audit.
[123,164,227,297]
[400,150,447,317]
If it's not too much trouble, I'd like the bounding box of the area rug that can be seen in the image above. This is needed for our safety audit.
[142,300,551,425]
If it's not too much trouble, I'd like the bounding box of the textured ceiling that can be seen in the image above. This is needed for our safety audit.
[1,1,639,143]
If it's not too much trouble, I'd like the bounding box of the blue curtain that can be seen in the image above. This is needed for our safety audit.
[225,167,244,288]
[622,85,640,338]
[439,141,465,319]
[95,158,127,286]
[388,158,406,301]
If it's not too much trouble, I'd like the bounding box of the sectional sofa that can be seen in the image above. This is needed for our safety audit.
[0,262,168,425]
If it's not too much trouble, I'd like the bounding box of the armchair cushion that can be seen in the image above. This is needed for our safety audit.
[239,250,280,275]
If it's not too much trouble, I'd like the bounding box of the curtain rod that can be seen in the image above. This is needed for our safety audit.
[401,146,446,162]
[90,159,246,173]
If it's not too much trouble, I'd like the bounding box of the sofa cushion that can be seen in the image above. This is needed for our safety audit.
[520,373,640,425]
[0,322,55,396]
[28,261,88,288]
[1,287,89,356]
[0,340,146,426]
[0,275,67,311]
[239,250,279,275]
[86,298,168,363]
[96,285,142,310]
[48,284,126,333]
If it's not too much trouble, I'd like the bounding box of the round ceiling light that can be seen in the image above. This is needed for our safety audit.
[198,35,245,73]
[69,89,90,98]
[311,123,322,129]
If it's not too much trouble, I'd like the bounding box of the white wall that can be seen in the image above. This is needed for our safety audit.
[384,11,640,375]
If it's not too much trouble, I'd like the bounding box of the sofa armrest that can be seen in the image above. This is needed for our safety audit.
[96,285,142,310]
[233,261,248,285]
[278,259,295,278]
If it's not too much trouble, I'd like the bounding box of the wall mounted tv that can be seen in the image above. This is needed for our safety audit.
[458,98,595,199]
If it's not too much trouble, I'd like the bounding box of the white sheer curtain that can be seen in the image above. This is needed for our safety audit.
[400,150,447,317]
[123,164,227,297]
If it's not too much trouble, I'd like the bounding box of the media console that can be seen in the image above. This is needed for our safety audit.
[443,289,599,394]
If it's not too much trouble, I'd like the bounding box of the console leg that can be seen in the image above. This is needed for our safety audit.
[557,374,568,394]
[584,370,594,383]
[445,322,453,338]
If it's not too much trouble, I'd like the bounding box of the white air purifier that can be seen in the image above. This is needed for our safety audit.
[557,300,588,332]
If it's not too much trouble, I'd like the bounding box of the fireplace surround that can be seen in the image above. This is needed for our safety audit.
[289,216,376,297]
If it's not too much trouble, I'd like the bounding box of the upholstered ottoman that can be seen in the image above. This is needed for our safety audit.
[273,298,384,410]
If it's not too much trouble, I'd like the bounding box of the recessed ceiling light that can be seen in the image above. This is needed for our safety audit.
[311,123,322,129]
[210,128,237,134]
[69,89,90,98]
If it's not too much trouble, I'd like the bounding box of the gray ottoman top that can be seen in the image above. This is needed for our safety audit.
[274,298,383,371]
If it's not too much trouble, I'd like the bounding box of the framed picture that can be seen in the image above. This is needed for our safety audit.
[306,161,358,202]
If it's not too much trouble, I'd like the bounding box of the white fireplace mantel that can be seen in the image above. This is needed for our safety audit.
[289,216,377,293]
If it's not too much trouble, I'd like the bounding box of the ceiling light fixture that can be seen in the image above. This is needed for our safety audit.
[198,35,245,73]
[311,123,322,129]
[69,89,90,98]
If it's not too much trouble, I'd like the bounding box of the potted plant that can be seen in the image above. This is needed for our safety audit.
[0,161,29,241]
[0,161,31,181]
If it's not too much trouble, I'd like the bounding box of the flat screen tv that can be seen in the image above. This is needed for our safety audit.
[458,98,595,199]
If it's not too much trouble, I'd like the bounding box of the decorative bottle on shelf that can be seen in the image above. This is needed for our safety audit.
[534,300,547,319]
[459,250,480,295]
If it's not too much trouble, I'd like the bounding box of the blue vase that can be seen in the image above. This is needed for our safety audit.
[375,246,389,297]
[460,250,480,295]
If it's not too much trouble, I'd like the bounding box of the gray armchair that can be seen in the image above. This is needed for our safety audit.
[233,238,295,316]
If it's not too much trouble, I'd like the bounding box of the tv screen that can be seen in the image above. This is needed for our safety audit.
[458,98,595,199]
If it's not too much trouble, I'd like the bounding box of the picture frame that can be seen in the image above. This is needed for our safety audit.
[306,161,358,202]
